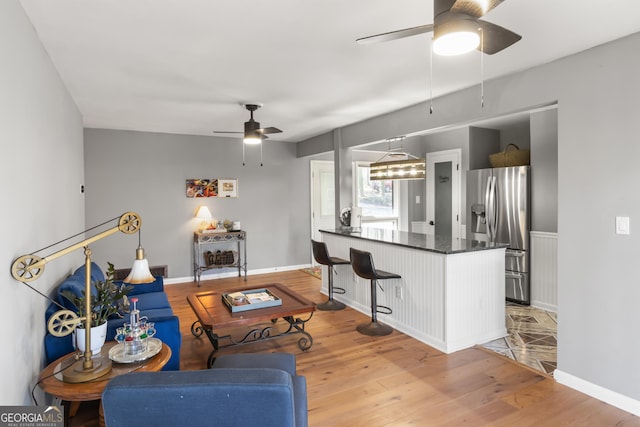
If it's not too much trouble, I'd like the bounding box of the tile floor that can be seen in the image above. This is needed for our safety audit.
[481,303,558,375]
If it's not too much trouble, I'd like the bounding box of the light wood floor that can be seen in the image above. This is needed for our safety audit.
[72,270,640,426]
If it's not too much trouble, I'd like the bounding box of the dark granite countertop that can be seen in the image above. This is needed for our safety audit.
[320,228,508,255]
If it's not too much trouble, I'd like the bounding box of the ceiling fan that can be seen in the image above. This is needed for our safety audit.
[214,103,282,145]
[357,0,521,55]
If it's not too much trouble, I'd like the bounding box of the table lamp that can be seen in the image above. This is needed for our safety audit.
[195,206,214,232]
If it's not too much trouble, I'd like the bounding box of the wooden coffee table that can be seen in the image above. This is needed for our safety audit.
[38,340,171,426]
[188,282,315,367]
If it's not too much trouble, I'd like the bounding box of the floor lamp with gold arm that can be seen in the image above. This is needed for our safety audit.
[10,211,154,383]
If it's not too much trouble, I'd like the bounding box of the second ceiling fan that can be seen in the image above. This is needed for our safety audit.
[357,0,521,55]
[214,104,282,145]
[214,104,283,166]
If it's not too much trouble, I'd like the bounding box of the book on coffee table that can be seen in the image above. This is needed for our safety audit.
[222,288,282,312]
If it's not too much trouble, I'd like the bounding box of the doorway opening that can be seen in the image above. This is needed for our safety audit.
[310,160,335,264]
[426,149,461,238]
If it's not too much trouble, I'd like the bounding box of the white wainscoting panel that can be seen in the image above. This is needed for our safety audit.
[530,231,558,312]
[445,250,506,352]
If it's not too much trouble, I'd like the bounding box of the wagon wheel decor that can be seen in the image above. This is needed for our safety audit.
[11,255,45,282]
[118,211,142,234]
[47,310,82,337]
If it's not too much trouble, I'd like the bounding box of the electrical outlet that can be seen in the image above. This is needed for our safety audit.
[616,216,630,235]
[395,285,403,300]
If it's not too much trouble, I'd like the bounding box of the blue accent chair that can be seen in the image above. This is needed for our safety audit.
[102,353,307,427]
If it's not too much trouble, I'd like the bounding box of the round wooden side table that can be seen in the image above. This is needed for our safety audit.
[38,340,171,427]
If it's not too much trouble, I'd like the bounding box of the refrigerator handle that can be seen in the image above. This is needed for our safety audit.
[484,176,493,240]
[489,176,497,241]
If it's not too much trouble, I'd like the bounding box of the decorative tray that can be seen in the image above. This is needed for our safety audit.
[222,288,282,313]
[108,338,162,364]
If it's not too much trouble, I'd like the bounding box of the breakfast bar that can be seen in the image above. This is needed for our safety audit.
[319,228,507,353]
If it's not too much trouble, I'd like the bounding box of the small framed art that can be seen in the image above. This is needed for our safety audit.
[218,179,238,198]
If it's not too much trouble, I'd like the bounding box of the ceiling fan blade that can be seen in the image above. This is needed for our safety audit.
[435,0,458,16]
[356,24,434,45]
[476,19,521,55]
[213,131,242,134]
[259,127,282,135]
[450,0,505,18]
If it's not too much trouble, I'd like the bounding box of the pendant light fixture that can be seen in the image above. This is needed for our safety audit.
[369,137,426,181]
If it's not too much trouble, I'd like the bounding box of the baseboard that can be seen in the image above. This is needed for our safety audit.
[164,264,312,285]
[530,300,557,313]
[554,369,640,416]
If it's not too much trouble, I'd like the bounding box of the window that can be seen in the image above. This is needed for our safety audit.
[354,162,399,229]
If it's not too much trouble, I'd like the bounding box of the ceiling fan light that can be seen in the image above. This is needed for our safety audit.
[433,31,479,56]
[243,129,262,145]
[243,135,262,145]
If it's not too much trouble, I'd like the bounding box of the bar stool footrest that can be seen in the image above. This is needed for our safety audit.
[376,305,392,315]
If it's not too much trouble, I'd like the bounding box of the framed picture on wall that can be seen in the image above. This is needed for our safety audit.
[186,179,218,198]
[218,179,238,198]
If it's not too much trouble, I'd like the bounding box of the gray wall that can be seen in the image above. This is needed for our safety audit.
[298,33,640,403]
[1,1,84,405]
[84,129,311,278]
[530,109,558,233]
[468,127,500,170]
[499,122,531,151]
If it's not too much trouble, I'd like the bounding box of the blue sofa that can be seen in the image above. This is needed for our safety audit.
[44,262,181,370]
[102,353,308,427]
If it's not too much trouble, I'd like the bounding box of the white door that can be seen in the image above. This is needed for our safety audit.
[310,161,335,260]
[426,149,461,238]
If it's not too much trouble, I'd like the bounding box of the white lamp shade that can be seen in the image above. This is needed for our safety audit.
[195,206,212,219]
[124,257,155,284]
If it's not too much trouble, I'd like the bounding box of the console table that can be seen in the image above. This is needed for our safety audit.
[193,230,247,286]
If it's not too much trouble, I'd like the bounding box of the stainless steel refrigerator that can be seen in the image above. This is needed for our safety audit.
[466,166,531,304]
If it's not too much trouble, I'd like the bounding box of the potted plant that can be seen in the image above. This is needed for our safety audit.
[61,262,132,354]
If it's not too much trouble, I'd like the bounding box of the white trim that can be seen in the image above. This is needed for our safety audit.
[530,230,558,238]
[554,370,640,417]
[164,263,312,285]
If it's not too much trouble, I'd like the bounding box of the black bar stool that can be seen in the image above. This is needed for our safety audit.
[349,248,400,336]
[311,240,350,311]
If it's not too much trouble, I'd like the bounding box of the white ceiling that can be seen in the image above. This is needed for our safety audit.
[19,0,640,143]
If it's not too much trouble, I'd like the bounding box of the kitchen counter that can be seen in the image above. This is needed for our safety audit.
[319,228,506,353]
[320,228,508,254]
